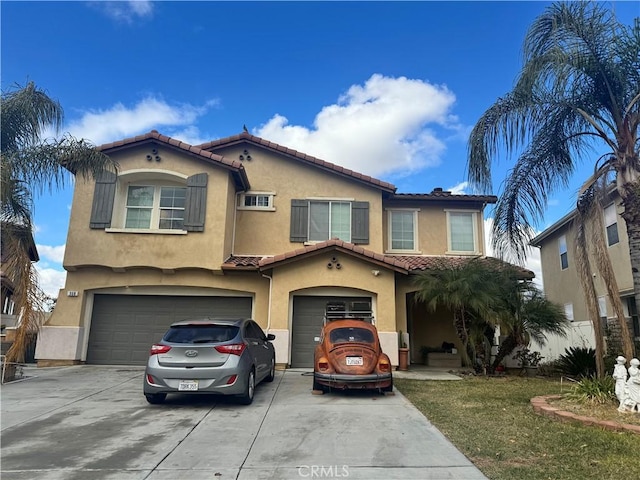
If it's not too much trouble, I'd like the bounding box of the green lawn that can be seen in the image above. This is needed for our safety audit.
[395,376,639,480]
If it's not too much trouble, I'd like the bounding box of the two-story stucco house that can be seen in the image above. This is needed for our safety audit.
[530,191,639,359]
[35,131,499,368]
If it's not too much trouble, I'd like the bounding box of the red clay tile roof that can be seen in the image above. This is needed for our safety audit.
[97,130,250,190]
[196,132,397,194]
[390,255,534,279]
[222,241,533,279]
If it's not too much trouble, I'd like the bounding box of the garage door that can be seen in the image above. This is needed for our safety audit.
[291,296,371,368]
[87,294,252,365]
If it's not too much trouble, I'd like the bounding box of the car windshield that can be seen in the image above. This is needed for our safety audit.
[329,327,375,345]
[164,325,239,344]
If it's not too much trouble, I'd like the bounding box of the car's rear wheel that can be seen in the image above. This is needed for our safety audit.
[145,393,167,404]
[265,358,276,382]
[381,378,394,393]
[237,369,255,405]
[312,376,325,392]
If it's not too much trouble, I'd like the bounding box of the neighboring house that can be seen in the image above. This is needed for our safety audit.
[35,130,501,368]
[1,225,39,357]
[530,191,639,360]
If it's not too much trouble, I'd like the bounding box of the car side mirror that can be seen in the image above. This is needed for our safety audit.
[267,334,276,341]
[314,336,321,342]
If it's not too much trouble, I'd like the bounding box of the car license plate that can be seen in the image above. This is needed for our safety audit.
[346,356,363,366]
[178,380,199,391]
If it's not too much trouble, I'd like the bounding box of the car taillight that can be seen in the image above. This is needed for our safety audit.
[150,344,171,355]
[215,343,246,355]
[378,360,390,372]
[318,358,329,371]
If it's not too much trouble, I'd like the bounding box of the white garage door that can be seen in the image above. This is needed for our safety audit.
[87,294,252,365]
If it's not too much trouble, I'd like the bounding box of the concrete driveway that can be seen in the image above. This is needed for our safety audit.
[1,365,486,480]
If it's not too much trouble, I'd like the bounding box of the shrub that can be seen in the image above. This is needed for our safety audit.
[566,375,615,404]
[557,346,597,379]
[537,359,562,377]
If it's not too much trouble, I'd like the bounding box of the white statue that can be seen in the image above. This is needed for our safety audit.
[612,355,628,404]
[619,358,640,414]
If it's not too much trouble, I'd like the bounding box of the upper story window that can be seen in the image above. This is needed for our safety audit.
[604,203,619,246]
[310,201,351,242]
[237,192,275,211]
[446,211,478,254]
[290,199,369,245]
[559,234,568,270]
[125,185,186,230]
[90,171,208,233]
[388,209,418,252]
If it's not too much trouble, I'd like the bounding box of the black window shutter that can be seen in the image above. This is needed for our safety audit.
[351,201,369,244]
[290,199,308,242]
[184,173,208,232]
[89,170,117,229]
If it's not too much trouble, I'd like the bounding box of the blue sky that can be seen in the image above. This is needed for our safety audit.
[3,1,638,297]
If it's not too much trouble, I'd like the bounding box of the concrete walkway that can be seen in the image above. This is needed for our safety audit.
[1,365,485,480]
[393,365,464,381]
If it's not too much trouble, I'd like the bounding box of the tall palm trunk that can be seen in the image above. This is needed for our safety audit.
[621,180,640,357]
[492,334,518,372]
[453,310,474,367]
[590,202,635,361]
[575,215,607,378]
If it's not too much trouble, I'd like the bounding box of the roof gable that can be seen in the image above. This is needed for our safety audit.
[98,131,250,191]
[197,132,396,194]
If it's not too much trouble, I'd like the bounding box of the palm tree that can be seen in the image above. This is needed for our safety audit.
[413,258,568,373]
[1,82,117,364]
[413,258,502,366]
[467,2,639,366]
[491,280,569,373]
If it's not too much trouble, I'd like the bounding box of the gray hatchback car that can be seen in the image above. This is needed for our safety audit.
[144,318,276,405]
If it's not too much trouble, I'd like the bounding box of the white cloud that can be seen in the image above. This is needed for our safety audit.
[89,1,154,24]
[255,74,462,178]
[483,218,543,289]
[448,181,468,195]
[36,244,66,264]
[67,97,218,146]
[34,265,67,299]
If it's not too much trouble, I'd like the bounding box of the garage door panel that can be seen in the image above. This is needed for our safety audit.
[291,296,370,368]
[87,294,252,365]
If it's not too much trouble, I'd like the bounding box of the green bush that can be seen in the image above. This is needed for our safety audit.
[566,375,615,404]
[557,346,597,378]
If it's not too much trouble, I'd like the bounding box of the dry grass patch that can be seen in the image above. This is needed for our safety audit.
[549,397,640,425]
[396,376,639,480]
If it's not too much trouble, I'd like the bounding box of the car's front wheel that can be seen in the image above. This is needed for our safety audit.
[237,369,255,405]
[145,393,167,404]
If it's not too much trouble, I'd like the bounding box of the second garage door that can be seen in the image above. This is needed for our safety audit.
[291,296,371,368]
[87,294,252,365]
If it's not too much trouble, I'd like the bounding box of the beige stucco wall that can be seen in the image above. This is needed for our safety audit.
[40,267,270,362]
[46,268,269,328]
[212,145,385,255]
[382,201,488,255]
[64,144,235,272]
[537,196,632,323]
[266,252,398,333]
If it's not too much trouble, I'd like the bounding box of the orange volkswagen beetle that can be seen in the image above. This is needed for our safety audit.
[313,318,393,393]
